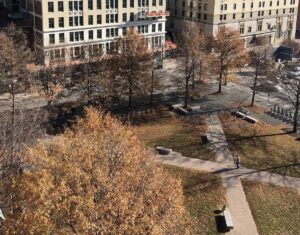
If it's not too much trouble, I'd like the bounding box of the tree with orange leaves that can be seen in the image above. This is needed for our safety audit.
[1,108,189,234]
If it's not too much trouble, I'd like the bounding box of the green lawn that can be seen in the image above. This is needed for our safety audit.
[165,166,226,234]
[219,113,300,178]
[242,180,300,235]
[133,111,215,161]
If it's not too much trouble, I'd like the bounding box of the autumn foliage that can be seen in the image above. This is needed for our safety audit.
[1,108,189,234]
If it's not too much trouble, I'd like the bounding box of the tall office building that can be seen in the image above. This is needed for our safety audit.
[18,0,168,65]
[168,0,299,47]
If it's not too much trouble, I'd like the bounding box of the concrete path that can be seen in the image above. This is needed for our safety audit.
[156,154,300,192]
[206,114,235,165]
[206,114,259,234]
[156,113,300,235]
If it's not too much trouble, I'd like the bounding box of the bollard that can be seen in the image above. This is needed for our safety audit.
[277,106,281,114]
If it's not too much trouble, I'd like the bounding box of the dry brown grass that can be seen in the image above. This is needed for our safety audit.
[226,74,240,84]
[219,113,300,177]
[133,111,215,161]
[165,166,226,234]
[242,180,300,235]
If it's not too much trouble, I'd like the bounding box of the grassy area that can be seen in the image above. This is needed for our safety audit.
[165,166,226,234]
[219,113,300,177]
[133,110,215,161]
[242,180,300,235]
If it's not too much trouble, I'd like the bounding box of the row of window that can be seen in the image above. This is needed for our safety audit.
[219,8,296,22]
[47,35,163,60]
[48,13,142,28]
[176,7,296,21]
[48,23,163,44]
[220,0,296,11]
[238,22,292,39]
[48,0,163,12]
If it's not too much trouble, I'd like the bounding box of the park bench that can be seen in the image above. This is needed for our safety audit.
[177,107,189,115]
[244,115,258,124]
[155,146,172,155]
[237,108,249,115]
[234,111,246,119]
[223,207,234,230]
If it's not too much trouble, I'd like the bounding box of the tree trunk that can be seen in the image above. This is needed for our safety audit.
[218,72,222,93]
[292,85,300,133]
[150,69,154,107]
[251,74,258,106]
[128,79,132,108]
[128,68,133,107]
[184,77,189,108]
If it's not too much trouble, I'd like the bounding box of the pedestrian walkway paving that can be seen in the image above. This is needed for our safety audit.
[155,113,300,235]
[155,154,300,192]
[206,114,234,165]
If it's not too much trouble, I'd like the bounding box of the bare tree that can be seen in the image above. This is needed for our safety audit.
[211,27,247,93]
[249,46,274,106]
[178,21,206,108]
[111,29,153,107]
[0,24,34,92]
[280,64,300,133]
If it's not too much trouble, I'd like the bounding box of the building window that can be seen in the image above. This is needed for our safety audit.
[48,2,54,12]
[152,0,156,6]
[49,34,55,44]
[158,23,162,31]
[97,29,102,38]
[97,15,102,24]
[123,13,127,22]
[122,27,127,35]
[130,0,134,7]
[248,27,252,33]
[130,13,134,21]
[49,18,54,28]
[123,0,127,7]
[59,17,64,27]
[97,0,101,9]
[239,23,245,34]
[70,32,74,42]
[89,30,94,40]
[69,17,73,26]
[152,24,155,32]
[233,13,236,19]
[159,0,163,6]
[59,33,65,43]
[88,0,93,9]
[88,15,93,25]
[58,1,64,11]
[203,14,207,20]
[257,21,262,31]
[69,1,73,11]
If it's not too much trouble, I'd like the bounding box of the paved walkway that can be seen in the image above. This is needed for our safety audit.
[206,114,234,165]
[155,113,300,235]
[156,154,300,192]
